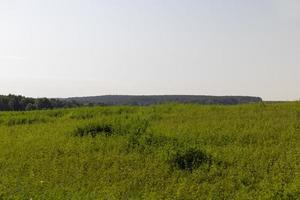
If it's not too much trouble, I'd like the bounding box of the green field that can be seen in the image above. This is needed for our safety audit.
[0,103,299,199]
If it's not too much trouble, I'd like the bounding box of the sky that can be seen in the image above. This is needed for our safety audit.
[0,0,299,100]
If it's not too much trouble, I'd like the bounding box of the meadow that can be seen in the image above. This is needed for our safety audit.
[0,103,299,199]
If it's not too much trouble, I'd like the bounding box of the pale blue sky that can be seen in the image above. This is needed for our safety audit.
[0,0,299,100]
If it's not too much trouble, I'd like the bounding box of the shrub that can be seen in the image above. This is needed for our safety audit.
[73,123,114,137]
[170,148,212,171]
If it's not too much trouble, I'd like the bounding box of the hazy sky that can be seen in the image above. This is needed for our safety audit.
[0,0,299,100]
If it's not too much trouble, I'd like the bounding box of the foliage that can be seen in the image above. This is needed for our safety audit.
[170,148,212,171]
[0,103,299,199]
[0,94,81,111]
[73,123,114,137]
[67,95,263,106]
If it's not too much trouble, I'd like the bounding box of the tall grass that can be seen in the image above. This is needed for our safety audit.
[0,103,299,199]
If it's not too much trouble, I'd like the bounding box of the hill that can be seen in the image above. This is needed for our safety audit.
[66,95,262,106]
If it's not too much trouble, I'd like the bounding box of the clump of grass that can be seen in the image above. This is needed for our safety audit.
[6,117,47,126]
[70,113,94,120]
[127,132,179,153]
[73,123,114,137]
[47,111,64,118]
[126,119,150,150]
[170,148,212,171]
[116,107,136,115]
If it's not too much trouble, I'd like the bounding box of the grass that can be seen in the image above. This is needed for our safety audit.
[0,103,299,199]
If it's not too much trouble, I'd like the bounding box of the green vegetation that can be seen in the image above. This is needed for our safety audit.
[0,103,299,199]
[0,94,81,111]
[67,95,262,106]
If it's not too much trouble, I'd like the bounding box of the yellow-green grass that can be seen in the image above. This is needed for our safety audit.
[0,103,299,199]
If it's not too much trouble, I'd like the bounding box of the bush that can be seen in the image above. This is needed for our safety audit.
[170,148,212,171]
[73,123,114,137]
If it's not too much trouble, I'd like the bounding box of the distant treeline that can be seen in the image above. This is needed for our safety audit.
[67,95,263,106]
[0,94,263,111]
[0,94,81,111]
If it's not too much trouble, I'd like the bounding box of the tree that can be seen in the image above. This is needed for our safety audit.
[35,98,53,110]
[25,103,37,111]
[8,96,22,111]
[0,94,82,111]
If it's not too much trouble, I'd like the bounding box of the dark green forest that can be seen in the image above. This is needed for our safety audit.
[67,95,263,106]
[0,94,81,111]
[0,94,263,111]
